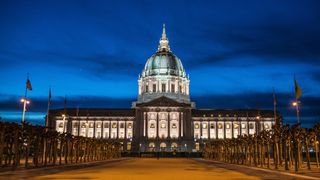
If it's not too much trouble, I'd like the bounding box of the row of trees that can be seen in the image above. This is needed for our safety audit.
[0,122,121,169]
[204,123,320,172]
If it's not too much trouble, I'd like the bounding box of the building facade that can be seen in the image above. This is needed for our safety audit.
[49,25,278,152]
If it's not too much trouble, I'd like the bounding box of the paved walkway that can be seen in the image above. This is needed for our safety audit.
[0,158,318,180]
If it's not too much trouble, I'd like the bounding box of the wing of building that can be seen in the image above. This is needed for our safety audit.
[48,25,279,153]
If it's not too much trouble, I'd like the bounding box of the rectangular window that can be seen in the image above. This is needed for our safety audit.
[162,84,166,92]
[153,84,156,92]
[104,123,109,128]
[146,85,149,92]
[226,123,230,129]
[120,123,124,128]
[241,123,246,129]
[202,123,207,129]
[171,84,175,93]
[194,123,199,129]
[179,85,182,93]
[127,123,132,129]
[210,124,215,129]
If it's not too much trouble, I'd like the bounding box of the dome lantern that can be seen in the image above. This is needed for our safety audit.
[158,24,171,52]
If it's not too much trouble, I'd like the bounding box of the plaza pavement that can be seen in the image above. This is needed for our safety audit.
[0,158,318,180]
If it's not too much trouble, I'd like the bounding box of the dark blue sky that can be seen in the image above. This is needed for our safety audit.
[0,0,319,126]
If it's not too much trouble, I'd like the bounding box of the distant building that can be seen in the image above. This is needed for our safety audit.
[49,25,278,153]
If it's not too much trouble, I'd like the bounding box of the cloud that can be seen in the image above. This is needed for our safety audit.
[1,92,319,127]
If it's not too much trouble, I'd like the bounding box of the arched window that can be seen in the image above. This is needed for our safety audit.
[171,142,178,150]
[160,142,166,151]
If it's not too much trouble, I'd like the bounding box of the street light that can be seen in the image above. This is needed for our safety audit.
[20,98,30,125]
[292,101,301,124]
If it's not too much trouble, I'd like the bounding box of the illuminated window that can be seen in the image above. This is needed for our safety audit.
[202,123,207,129]
[234,123,239,128]
[150,123,155,128]
[162,84,166,92]
[81,123,86,128]
[120,123,124,128]
[194,123,199,129]
[195,143,200,151]
[127,142,132,151]
[226,123,230,129]
[89,122,94,128]
[127,133,132,139]
[218,123,223,129]
[210,124,215,129]
[120,132,124,138]
[127,123,132,129]
[96,123,101,128]
[161,123,166,128]
[241,123,246,129]
[172,123,177,129]
[264,124,269,129]
[112,123,117,128]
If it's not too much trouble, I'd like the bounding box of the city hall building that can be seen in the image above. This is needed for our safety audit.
[49,25,278,152]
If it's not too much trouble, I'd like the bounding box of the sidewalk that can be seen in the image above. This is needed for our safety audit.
[0,158,128,179]
[196,158,320,180]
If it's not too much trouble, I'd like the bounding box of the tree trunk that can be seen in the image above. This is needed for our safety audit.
[305,138,311,170]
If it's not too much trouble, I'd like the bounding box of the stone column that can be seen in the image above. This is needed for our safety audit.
[215,121,218,139]
[109,120,111,139]
[93,120,96,138]
[125,120,127,139]
[156,112,159,138]
[167,112,170,138]
[208,121,211,139]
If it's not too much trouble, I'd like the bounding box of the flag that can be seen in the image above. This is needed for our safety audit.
[26,78,32,91]
[294,79,302,99]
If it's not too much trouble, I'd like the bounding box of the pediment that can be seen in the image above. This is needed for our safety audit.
[136,96,191,107]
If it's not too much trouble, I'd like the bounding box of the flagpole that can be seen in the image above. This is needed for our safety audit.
[46,87,51,130]
[295,99,300,124]
[293,75,302,125]
[273,88,277,127]
[21,73,29,127]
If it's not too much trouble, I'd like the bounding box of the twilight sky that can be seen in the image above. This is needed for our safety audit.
[0,0,320,126]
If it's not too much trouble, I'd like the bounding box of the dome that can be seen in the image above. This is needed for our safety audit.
[141,24,187,78]
[142,51,186,77]
[136,24,191,105]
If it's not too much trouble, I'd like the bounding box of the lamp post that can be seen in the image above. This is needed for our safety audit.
[292,101,300,124]
[21,98,30,125]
